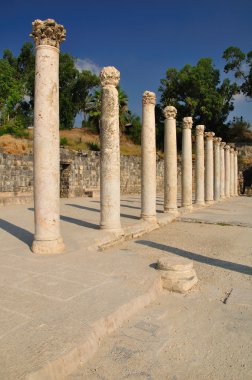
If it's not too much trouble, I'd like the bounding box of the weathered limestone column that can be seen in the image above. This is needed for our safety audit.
[195,125,205,206]
[30,19,66,254]
[214,137,222,202]
[234,150,238,196]
[181,117,193,208]
[163,106,178,212]
[224,145,230,198]
[230,147,234,197]
[100,66,122,232]
[141,91,156,222]
[204,132,215,204]
[220,142,226,199]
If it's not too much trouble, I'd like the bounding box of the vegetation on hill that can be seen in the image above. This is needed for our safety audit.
[0,42,251,154]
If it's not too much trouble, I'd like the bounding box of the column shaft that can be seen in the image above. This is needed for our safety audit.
[195,125,205,205]
[31,19,65,254]
[182,117,193,208]
[214,137,221,201]
[224,146,230,197]
[220,142,226,199]
[204,132,215,204]
[100,67,121,232]
[163,106,177,212]
[234,151,238,196]
[141,91,156,222]
[230,148,234,196]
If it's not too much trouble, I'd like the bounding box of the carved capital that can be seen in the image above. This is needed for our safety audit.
[220,142,226,149]
[224,145,230,151]
[182,117,193,129]
[163,105,177,119]
[142,91,156,105]
[230,147,234,153]
[234,150,238,156]
[204,132,215,140]
[214,137,222,145]
[30,19,66,48]
[100,66,120,87]
[195,125,205,136]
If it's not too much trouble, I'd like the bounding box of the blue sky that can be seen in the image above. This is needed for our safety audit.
[1,0,251,125]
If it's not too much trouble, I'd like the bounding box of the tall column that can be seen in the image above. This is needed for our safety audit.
[220,142,226,199]
[234,150,238,196]
[214,137,222,202]
[195,125,205,206]
[100,66,122,232]
[204,132,215,204]
[163,106,177,212]
[224,145,230,198]
[230,147,234,197]
[181,117,193,209]
[30,19,65,254]
[141,91,156,222]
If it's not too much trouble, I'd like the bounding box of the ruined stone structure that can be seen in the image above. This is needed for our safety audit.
[30,19,66,254]
[214,137,221,202]
[141,91,157,222]
[220,142,226,199]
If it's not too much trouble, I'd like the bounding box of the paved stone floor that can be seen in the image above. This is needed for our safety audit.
[0,195,251,379]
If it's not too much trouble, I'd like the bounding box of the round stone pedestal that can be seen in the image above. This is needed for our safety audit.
[157,256,198,293]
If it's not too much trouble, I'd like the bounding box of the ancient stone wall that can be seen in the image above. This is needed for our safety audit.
[0,149,190,198]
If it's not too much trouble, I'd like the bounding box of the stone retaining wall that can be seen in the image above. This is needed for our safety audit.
[0,149,192,198]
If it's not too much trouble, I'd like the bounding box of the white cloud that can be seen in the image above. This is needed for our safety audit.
[75,58,101,75]
[233,93,246,103]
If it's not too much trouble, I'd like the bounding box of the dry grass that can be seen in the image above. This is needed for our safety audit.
[0,135,31,154]
[1,128,143,156]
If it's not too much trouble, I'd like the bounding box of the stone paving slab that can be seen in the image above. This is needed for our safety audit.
[0,194,244,379]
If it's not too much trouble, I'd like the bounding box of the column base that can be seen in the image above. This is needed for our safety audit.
[195,201,205,207]
[205,200,215,205]
[181,204,193,210]
[100,224,123,236]
[141,214,157,223]
[32,237,65,255]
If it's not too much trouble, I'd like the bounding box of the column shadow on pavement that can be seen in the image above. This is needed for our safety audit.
[66,204,139,220]
[27,208,99,230]
[136,240,252,276]
[0,218,33,246]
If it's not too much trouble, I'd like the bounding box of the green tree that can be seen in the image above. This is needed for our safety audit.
[223,46,252,99]
[87,86,131,133]
[159,58,238,136]
[72,70,100,126]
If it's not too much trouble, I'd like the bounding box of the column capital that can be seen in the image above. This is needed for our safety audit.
[224,145,230,150]
[30,19,66,48]
[214,137,222,145]
[230,147,234,153]
[204,131,215,140]
[195,125,205,135]
[182,117,193,129]
[100,66,120,87]
[220,142,226,149]
[233,150,238,156]
[142,91,156,105]
[163,105,177,119]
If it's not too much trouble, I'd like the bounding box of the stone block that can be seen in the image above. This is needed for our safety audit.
[157,256,198,293]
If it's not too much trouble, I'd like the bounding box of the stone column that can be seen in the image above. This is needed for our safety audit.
[230,147,234,197]
[234,150,238,196]
[214,137,222,202]
[163,106,178,212]
[181,117,193,209]
[141,91,156,222]
[30,19,66,254]
[220,142,226,199]
[195,125,205,206]
[224,145,230,198]
[204,132,215,204]
[100,67,122,232]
